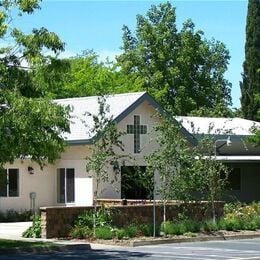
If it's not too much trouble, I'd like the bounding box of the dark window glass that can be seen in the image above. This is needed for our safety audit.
[8,169,19,197]
[228,168,241,190]
[66,168,75,203]
[0,169,7,197]
[57,168,75,203]
[222,167,241,190]
[57,168,65,203]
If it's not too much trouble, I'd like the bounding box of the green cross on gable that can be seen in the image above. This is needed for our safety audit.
[127,115,147,153]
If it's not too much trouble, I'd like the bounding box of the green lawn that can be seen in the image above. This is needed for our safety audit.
[0,239,54,250]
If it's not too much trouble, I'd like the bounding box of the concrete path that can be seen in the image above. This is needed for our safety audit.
[0,222,32,240]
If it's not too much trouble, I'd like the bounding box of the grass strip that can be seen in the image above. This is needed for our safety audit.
[0,239,54,250]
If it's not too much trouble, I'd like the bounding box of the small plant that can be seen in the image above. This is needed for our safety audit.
[74,206,112,229]
[69,226,92,239]
[0,210,32,222]
[22,215,41,238]
[203,220,219,232]
[95,226,113,240]
[115,229,125,240]
[125,225,138,238]
[74,211,94,228]
[223,218,241,231]
[139,224,154,237]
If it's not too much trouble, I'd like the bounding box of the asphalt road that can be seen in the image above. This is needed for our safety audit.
[1,238,260,259]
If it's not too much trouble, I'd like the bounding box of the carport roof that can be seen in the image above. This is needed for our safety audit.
[176,116,260,136]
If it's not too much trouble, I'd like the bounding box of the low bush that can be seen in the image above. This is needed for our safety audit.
[22,215,41,238]
[115,229,125,240]
[95,226,113,240]
[74,206,112,229]
[0,210,32,222]
[70,226,92,239]
[139,224,155,237]
[125,225,138,238]
[203,220,219,232]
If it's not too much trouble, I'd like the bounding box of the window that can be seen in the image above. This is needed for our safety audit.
[57,168,75,203]
[227,168,241,190]
[222,167,241,191]
[0,169,19,197]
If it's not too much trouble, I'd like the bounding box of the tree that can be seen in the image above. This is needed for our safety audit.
[146,115,229,224]
[193,137,229,223]
[240,0,260,121]
[0,0,70,168]
[85,96,124,236]
[117,2,232,116]
[38,50,143,99]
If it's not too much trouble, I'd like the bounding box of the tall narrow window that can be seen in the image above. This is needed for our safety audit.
[0,169,19,197]
[57,168,75,203]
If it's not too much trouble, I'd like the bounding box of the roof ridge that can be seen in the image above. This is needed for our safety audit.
[54,91,146,102]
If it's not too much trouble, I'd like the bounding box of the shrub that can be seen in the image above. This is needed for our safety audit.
[74,206,112,229]
[125,225,138,238]
[203,220,219,232]
[139,224,153,237]
[223,218,241,231]
[161,221,186,236]
[75,211,94,228]
[22,215,41,238]
[70,226,92,239]
[183,220,201,233]
[95,226,113,240]
[0,210,32,222]
[115,229,125,240]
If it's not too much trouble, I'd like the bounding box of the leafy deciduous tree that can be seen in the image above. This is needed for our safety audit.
[0,0,70,168]
[146,114,229,224]
[85,96,124,236]
[117,2,232,116]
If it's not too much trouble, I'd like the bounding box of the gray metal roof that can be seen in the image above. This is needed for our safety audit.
[55,92,147,143]
[176,116,260,136]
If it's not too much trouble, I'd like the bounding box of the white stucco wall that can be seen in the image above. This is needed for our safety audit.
[0,100,166,212]
[1,161,55,212]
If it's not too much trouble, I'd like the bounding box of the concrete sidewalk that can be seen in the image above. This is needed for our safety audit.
[0,222,32,240]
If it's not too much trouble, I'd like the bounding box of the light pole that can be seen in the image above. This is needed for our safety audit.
[214,136,232,156]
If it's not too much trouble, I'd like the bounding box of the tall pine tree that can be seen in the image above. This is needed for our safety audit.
[240,0,260,121]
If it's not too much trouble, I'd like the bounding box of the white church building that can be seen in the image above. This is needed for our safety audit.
[1,92,260,212]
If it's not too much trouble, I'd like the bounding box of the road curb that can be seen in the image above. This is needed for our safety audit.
[130,233,260,247]
[0,244,91,254]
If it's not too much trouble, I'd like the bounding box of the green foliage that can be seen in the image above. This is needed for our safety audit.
[240,0,260,120]
[222,202,260,231]
[117,2,231,116]
[0,0,70,167]
[0,210,32,222]
[139,224,157,237]
[69,226,92,239]
[161,221,187,236]
[39,50,142,99]
[22,215,41,238]
[146,115,198,202]
[86,96,124,193]
[124,225,138,238]
[74,207,113,229]
[95,226,113,240]
[115,228,125,240]
[203,220,219,232]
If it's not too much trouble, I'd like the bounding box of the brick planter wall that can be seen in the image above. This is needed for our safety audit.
[40,201,224,238]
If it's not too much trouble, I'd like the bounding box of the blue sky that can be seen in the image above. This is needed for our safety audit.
[18,0,248,108]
